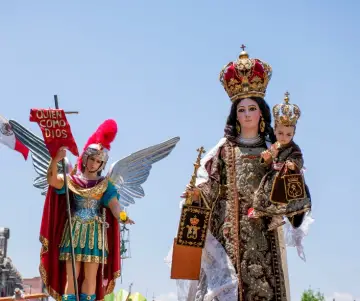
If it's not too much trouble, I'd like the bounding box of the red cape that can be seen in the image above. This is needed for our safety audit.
[39,187,121,301]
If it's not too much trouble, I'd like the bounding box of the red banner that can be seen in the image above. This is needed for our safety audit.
[29,109,79,158]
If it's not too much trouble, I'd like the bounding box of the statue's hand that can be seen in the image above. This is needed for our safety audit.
[54,146,67,163]
[125,218,135,225]
[180,184,200,201]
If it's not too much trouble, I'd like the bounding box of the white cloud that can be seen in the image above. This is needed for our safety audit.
[326,292,360,301]
[156,292,177,301]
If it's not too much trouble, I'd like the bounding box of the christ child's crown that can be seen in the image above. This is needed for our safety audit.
[273,92,301,126]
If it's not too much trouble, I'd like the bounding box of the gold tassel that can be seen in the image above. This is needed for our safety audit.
[72,221,81,248]
[98,221,103,250]
[89,222,95,250]
[80,224,88,249]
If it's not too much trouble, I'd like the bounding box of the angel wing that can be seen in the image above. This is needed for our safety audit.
[8,120,72,195]
[108,137,180,207]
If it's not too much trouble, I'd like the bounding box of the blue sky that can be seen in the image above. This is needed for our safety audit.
[0,1,359,300]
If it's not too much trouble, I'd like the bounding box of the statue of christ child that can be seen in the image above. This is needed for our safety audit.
[250,92,311,231]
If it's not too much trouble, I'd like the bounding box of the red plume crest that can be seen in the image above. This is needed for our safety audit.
[77,119,118,168]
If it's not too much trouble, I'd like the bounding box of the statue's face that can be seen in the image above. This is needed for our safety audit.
[274,123,295,145]
[236,98,261,131]
[86,154,103,173]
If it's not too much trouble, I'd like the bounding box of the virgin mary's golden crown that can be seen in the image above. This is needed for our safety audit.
[219,45,272,102]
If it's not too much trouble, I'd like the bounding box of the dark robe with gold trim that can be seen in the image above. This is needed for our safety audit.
[194,138,305,301]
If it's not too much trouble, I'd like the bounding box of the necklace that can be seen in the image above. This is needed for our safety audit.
[237,134,262,145]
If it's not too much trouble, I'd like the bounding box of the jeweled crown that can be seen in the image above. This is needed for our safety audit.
[287,176,301,183]
[190,215,200,226]
[273,92,301,126]
[219,45,272,102]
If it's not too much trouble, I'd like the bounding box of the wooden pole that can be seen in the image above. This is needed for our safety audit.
[54,95,79,301]
[101,208,107,297]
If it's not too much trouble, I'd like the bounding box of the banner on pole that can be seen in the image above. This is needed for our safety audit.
[30,109,79,158]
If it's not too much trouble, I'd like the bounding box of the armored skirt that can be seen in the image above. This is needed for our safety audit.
[56,176,118,264]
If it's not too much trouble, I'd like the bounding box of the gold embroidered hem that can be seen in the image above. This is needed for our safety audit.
[40,235,49,256]
[39,244,62,301]
[106,271,121,294]
[59,253,107,264]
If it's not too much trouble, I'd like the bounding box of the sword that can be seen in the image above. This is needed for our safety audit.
[101,208,109,292]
